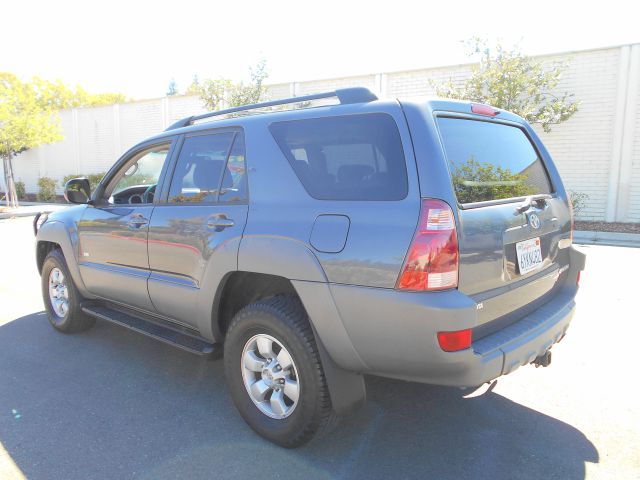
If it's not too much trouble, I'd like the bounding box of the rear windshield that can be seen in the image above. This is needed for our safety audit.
[436,117,552,204]
[270,113,408,201]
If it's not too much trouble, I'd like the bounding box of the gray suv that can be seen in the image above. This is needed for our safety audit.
[34,87,585,447]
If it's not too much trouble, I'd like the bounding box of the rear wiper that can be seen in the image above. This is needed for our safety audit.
[515,194,552,214]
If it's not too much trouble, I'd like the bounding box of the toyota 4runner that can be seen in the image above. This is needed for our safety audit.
[34,87,585,447]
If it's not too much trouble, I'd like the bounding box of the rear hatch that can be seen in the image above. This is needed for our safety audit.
[434,114,572,337]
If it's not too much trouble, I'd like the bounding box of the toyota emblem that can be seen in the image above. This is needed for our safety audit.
[528,212,541,229]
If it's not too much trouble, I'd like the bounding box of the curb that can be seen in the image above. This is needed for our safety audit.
[12,201,67,206]
[0,205,68,220]
[0,211,39,220]
[573,230,640,248]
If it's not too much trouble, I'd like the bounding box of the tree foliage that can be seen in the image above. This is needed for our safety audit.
[31,77,126,110]
[63,172,106,191]
[1,72,125,206]
[167,79,178,96]
[0,73,63,158]
[433,39,579,133]
[190,59,268,110]
[451,157,536,204]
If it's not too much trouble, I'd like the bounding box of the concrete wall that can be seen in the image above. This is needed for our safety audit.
[11,43,640,222]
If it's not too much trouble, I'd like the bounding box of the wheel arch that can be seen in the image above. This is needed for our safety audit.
[212,271,297,340]
[36,240,61,274]
[211,270,367,416]
[36,220,91,296]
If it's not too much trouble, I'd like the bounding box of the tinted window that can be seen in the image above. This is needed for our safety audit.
[270,114,408,200]
[168,133,234,203]
[437,118,552,204]
[218,133,248,204]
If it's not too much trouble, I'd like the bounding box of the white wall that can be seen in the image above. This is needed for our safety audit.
[11,43,640,222]
[623,45,640,222]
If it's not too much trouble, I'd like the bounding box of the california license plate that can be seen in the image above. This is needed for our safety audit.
[516,237,543,275]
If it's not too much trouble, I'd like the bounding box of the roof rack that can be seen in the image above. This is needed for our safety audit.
[165,87,378,131]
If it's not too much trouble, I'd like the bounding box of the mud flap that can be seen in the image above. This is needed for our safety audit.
[311,324,366,415]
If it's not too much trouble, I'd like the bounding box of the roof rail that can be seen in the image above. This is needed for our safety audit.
[165,87,378,131]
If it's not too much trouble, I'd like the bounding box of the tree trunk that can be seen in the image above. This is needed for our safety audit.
[2,154,19,208]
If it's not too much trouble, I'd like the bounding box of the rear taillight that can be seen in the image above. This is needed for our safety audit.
[577,271,581,286]
[437,329,472,352]
[396,199,459,291]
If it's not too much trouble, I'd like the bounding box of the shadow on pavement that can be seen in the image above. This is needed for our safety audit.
[0,312,598,480]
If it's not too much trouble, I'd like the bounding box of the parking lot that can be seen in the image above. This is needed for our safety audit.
[1,216,638,480]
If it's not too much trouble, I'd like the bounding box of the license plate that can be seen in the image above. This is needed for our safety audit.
[516,237,543,275]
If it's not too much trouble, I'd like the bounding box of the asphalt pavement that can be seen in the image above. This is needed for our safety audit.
[0,217,638,480]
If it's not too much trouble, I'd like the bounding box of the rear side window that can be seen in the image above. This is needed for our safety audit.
[270,113,408,200]
[218,133,248,204]
[436,117,552,204]
[168,132,240,204]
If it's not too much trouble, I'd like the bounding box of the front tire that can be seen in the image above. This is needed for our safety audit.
[224,295,334,448]
[41,249,95,333]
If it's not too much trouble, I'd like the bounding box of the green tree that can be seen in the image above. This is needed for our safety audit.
[193,78,232,110]
[185,75,199,93]
[1,73,62,207]
[32,77,126,109]
[227,58,268,107]
[167,78,178,96]
[192,59,268,111]
[451,157,536,204]
[1,73,125,207]
[433,39,579,132]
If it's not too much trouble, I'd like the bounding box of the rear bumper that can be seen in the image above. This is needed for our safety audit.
[467,289,575,383]
[326,247,585,387]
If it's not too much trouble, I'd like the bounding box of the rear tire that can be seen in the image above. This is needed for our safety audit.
[224,295,335,448]
[41,249,95,333]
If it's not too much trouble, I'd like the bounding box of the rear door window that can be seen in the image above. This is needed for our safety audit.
[270,113,408,200]
[167,132,235,203]
[436,117,552,204]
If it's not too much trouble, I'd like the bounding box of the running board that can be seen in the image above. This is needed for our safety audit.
[81,305,219,356]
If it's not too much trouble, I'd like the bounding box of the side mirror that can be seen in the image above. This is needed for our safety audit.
[64,177,91,204]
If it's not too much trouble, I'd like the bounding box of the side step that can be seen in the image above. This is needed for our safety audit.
[81,305,219,356]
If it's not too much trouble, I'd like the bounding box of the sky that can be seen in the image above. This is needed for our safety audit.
[1,0,638,100]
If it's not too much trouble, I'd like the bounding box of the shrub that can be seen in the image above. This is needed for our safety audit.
[37,177,57,202]
[87,173,106,190]
[62,174,76,187]
[63,172,106,191]
[15,180,26,200]
[568,190,589,217]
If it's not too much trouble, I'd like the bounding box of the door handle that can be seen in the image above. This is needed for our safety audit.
[206,215,234,231]
[514,194,551,214]
[127,214,149,229]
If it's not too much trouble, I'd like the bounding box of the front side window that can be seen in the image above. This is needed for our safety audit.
[109,144,170,204]
[436,117,553,204]
[270,113,408,201]
[168,133,235,203]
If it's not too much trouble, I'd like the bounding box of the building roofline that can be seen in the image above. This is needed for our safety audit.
[61,41,640,109]
[264,41,640,88]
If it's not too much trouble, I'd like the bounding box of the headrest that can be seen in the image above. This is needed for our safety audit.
[192,159,225,191]
[337,164,374,184]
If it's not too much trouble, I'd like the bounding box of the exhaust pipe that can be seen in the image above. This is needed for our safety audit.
[532,350,552,368]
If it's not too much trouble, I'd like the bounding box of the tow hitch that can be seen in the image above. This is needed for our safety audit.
[532,350,552,368]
